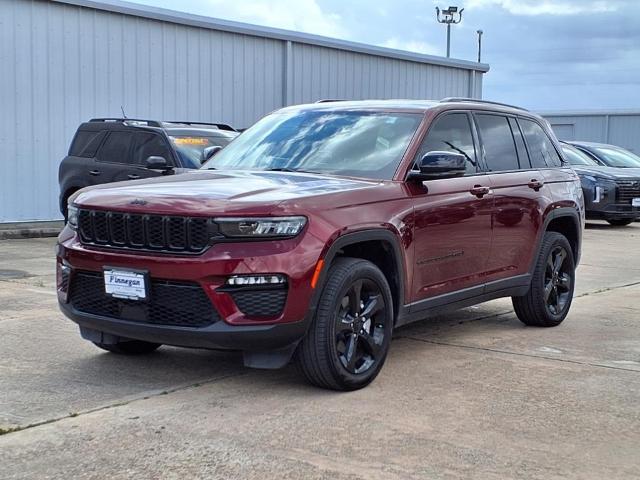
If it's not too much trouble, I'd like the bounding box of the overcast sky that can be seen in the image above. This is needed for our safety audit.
[128,0,639,111]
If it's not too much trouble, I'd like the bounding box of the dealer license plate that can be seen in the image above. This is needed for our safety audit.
[104,269,147,300]
[632,198,640,208]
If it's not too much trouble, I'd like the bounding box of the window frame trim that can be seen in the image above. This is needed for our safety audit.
[132,130,178,168]
[69,129,108,158]
[404,109,487,181]
[516,116,564,169]
[471,111,523,174]
[95,131,137,166]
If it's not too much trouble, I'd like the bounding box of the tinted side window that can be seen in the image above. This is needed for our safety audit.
[519,119,562,167]
[508,117,531,169]
[69,130,106,158]
[476,114,519,171]
[133,133,173,165]
[415,113,478,174]
[97,132,134,164]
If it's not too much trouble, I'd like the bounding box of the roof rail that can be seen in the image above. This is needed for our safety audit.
[165,121,236,132]
[440,97,529,112]
[89,118,164,127]
[315,99,347,103]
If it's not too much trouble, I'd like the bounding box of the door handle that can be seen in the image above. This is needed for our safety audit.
[88,170,101,176]
[470,185,491,198]
[127,174,140,180]
[528,179,544,191]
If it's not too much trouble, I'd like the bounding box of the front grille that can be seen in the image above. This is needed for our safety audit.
[69,271,220,328]
[78,209,215,254]
[229,288,288,317]
[616,180,640,205]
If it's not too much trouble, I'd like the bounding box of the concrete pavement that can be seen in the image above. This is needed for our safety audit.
[0,222,639,479]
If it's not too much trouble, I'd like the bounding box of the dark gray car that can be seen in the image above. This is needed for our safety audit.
[58,118,238,219]
[561,142,640,226]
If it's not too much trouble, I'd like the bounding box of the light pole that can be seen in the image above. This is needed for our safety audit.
[435,6,464,58]
[476,29,483,63]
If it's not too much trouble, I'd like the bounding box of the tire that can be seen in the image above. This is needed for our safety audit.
[606,218,634,227]
[93,340,161,355]
[512,232,575,327]
[297,257,394,391]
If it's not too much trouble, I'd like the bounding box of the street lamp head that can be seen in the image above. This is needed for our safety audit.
[436,5,464,24]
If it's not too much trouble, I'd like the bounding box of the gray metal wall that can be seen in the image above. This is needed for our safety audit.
[0,0,487,223]
[543,112,640,155]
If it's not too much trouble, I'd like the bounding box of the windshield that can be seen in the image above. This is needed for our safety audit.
[201,110,423,180]
[561,145,599,166]
[170,136,234,168]
[590,146,640,168]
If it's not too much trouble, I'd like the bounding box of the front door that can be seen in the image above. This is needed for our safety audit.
[410,112,493,304]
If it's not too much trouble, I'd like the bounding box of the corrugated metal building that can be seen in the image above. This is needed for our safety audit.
[0,0,489,223]
[542,111,640,154]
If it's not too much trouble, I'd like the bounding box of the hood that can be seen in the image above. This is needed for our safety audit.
[571,165,640,180]
[73,170,380,215]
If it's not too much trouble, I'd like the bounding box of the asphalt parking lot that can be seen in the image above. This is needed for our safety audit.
[1,222,639,479]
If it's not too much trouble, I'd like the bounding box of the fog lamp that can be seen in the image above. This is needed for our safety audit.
[226,274,287,286]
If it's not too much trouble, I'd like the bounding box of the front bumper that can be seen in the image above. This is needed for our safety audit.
[59,301,308,352]
[56,226,325,355]
[581,178,640,220]
[585,204,640,220]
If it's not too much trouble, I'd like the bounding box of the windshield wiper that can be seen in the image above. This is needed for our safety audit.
[265,167,320,174]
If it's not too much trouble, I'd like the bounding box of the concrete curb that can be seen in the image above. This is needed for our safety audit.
[0,222,63,240]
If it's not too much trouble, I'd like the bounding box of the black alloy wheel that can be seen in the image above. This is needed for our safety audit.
[512,231,575,327]
[544,245,572,316]
[297,257,394,390]
[335,278,387,375]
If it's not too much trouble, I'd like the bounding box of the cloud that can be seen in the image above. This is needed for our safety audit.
[136,0,347,38]
[126,0,640,110]
[382,38,440,56]
[463,0,618,16]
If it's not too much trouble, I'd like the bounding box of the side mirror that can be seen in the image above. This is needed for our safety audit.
[408,151,467,181]
[202,145,223,163]
[145,156,173,171]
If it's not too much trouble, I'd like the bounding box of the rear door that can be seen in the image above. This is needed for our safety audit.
[410,111,494,303]
[476,113,547,284]
[93,131,137,185]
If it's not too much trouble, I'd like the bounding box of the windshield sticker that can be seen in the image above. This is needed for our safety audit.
[173,137,210,145]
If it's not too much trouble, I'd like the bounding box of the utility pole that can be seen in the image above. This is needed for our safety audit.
[435,6,464,58]
[476,29,483,62]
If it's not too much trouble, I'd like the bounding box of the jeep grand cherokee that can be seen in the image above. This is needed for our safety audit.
[57,99,584,390]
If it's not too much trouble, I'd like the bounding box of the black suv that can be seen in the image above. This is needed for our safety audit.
[58,118,238,218]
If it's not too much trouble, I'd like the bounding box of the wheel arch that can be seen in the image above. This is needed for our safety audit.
[312,229,406,324]
[543,208,582,265]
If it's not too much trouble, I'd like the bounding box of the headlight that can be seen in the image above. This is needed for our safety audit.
[67,204,79,230]
[215,216,307,238]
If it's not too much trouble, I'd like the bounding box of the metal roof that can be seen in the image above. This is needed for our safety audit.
[51,0,490,73]
[540,109,640,117]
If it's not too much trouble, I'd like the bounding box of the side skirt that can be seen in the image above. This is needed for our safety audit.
[395,274,531,327]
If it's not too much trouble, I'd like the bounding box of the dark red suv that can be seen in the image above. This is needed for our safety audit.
[57,99,584,390]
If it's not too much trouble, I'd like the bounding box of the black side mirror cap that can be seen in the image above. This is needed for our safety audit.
[145,156,173,171]
[408,151,467,181]
[202,145,223,163]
